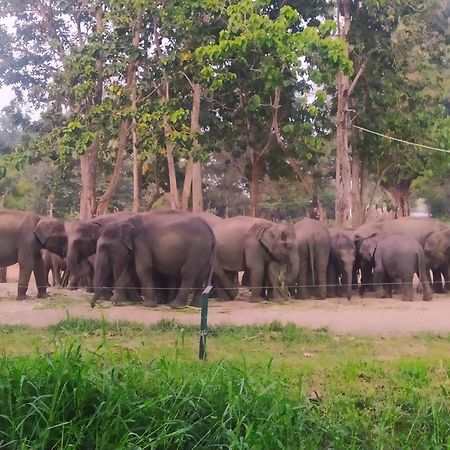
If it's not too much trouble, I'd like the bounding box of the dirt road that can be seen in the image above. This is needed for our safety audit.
[0,265,449,336]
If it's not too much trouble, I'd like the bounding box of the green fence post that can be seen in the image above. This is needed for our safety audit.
[199,285,212,360]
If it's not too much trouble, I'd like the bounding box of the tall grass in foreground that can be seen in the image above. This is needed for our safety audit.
[0,338,448,449]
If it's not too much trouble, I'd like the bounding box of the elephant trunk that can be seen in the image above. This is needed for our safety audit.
[92,249,110,307]
[66,247,80,280]
[286,246,300,287]
[343,259,354,301]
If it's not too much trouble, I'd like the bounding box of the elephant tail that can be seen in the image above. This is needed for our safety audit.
[205,228,217,288]
[308,239,315,286]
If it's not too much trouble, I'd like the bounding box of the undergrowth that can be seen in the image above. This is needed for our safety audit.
[0,318,448,449]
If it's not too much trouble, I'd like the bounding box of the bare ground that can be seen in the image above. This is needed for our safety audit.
[0,265,449,336]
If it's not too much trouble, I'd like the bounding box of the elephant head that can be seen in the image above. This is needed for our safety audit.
[34,219,67,257]
[66,220,103,282]
[93,221,137,302]
[424,229,450,270]
[256,222,299,284]
[358,235,378,265]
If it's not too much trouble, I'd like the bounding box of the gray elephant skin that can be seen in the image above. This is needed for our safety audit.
[359,233,432,302]
[43,249,67,287]
[212,216,299,301]
[92,210,216,308]
[327,229,356,300]
[66,211,133,291]
[423,229,450,291]
[292,218,331,300]
[0,209,67,299]
[355,217,448,293]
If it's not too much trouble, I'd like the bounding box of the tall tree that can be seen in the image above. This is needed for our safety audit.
[197,0,351,216]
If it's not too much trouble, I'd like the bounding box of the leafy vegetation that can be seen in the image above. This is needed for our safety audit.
[0,318,448,448]
[0,1,447,222]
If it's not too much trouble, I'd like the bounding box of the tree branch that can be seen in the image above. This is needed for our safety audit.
[348,59,368,97]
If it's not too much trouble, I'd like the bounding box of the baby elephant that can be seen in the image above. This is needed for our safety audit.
[327,230,356,301]
[359,233,432,302]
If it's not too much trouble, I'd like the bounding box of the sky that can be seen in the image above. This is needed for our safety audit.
[0,17,17,112]
[0,85,15,110]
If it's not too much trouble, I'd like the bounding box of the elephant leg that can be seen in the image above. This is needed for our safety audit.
[53,264,63,287]
[373,267,386,298]
[384,275,393,298]
[212,265,239,300]
[421,278,433,301]
[168,270,196,309]
[359,265,372,297]
[17,263,33,300]
[249,264,264,300]
[418,263,433,301]
[136,270,157,307]
[315,252,327,300]
[110,254,136,303]
[296,258,308,299]
[431,268,444,293]
[190,273,208,308]
[401,279,414,302]
[266,261,286,301]
[326,263,337,298]
[444,264,450,293]
[133,247,157,307]
[33,256,48,299]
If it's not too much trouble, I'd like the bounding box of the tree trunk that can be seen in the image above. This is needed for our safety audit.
[96,10,141,216]
[335,71,352,227]
[335,0,352,227]
[192,162,203,213]
[96,119,129,215]
[132,124,142,212]
[360,154,369,220]
[181,158,193,211]
[191,83,203,213]
[79,136,99,219]
[250,149,260,217]
[131,35,142,213]
[163,113,181,210]
[381,180,411,218]
[79,3,104,219]
[351,149,362,227]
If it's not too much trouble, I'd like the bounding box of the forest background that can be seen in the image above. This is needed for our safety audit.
[0,0,449,226]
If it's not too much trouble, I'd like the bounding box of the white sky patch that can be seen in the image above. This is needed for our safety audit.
[0,84,15,109]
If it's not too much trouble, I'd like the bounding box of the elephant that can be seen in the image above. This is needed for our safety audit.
[92,210,216,308]
[359,233,432,302]
[42,249,67,287]
[196,212,224,229]
[0,209,67,299]
[292,218,331,300]
[211,216,299,301]
[66,211,133,292]
[327,230,356,300]
[423,229,450,292]
[354,217,448,292]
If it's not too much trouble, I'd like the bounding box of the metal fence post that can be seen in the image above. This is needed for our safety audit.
[199,285,212,360]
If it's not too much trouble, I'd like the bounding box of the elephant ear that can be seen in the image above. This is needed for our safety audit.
[89,222,103,241]
[256,224,276,254]
[120,222,138,250]
[365,237,378,258]
[34,219,65,246]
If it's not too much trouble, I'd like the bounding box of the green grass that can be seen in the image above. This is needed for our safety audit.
[0,318,448,448]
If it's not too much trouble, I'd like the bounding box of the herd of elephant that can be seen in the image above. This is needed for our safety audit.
[0,208,449,307]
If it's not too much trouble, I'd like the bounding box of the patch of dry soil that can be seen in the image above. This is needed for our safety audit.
[0,265,449,336]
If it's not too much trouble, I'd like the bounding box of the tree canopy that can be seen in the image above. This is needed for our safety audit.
[0,0,448,221]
